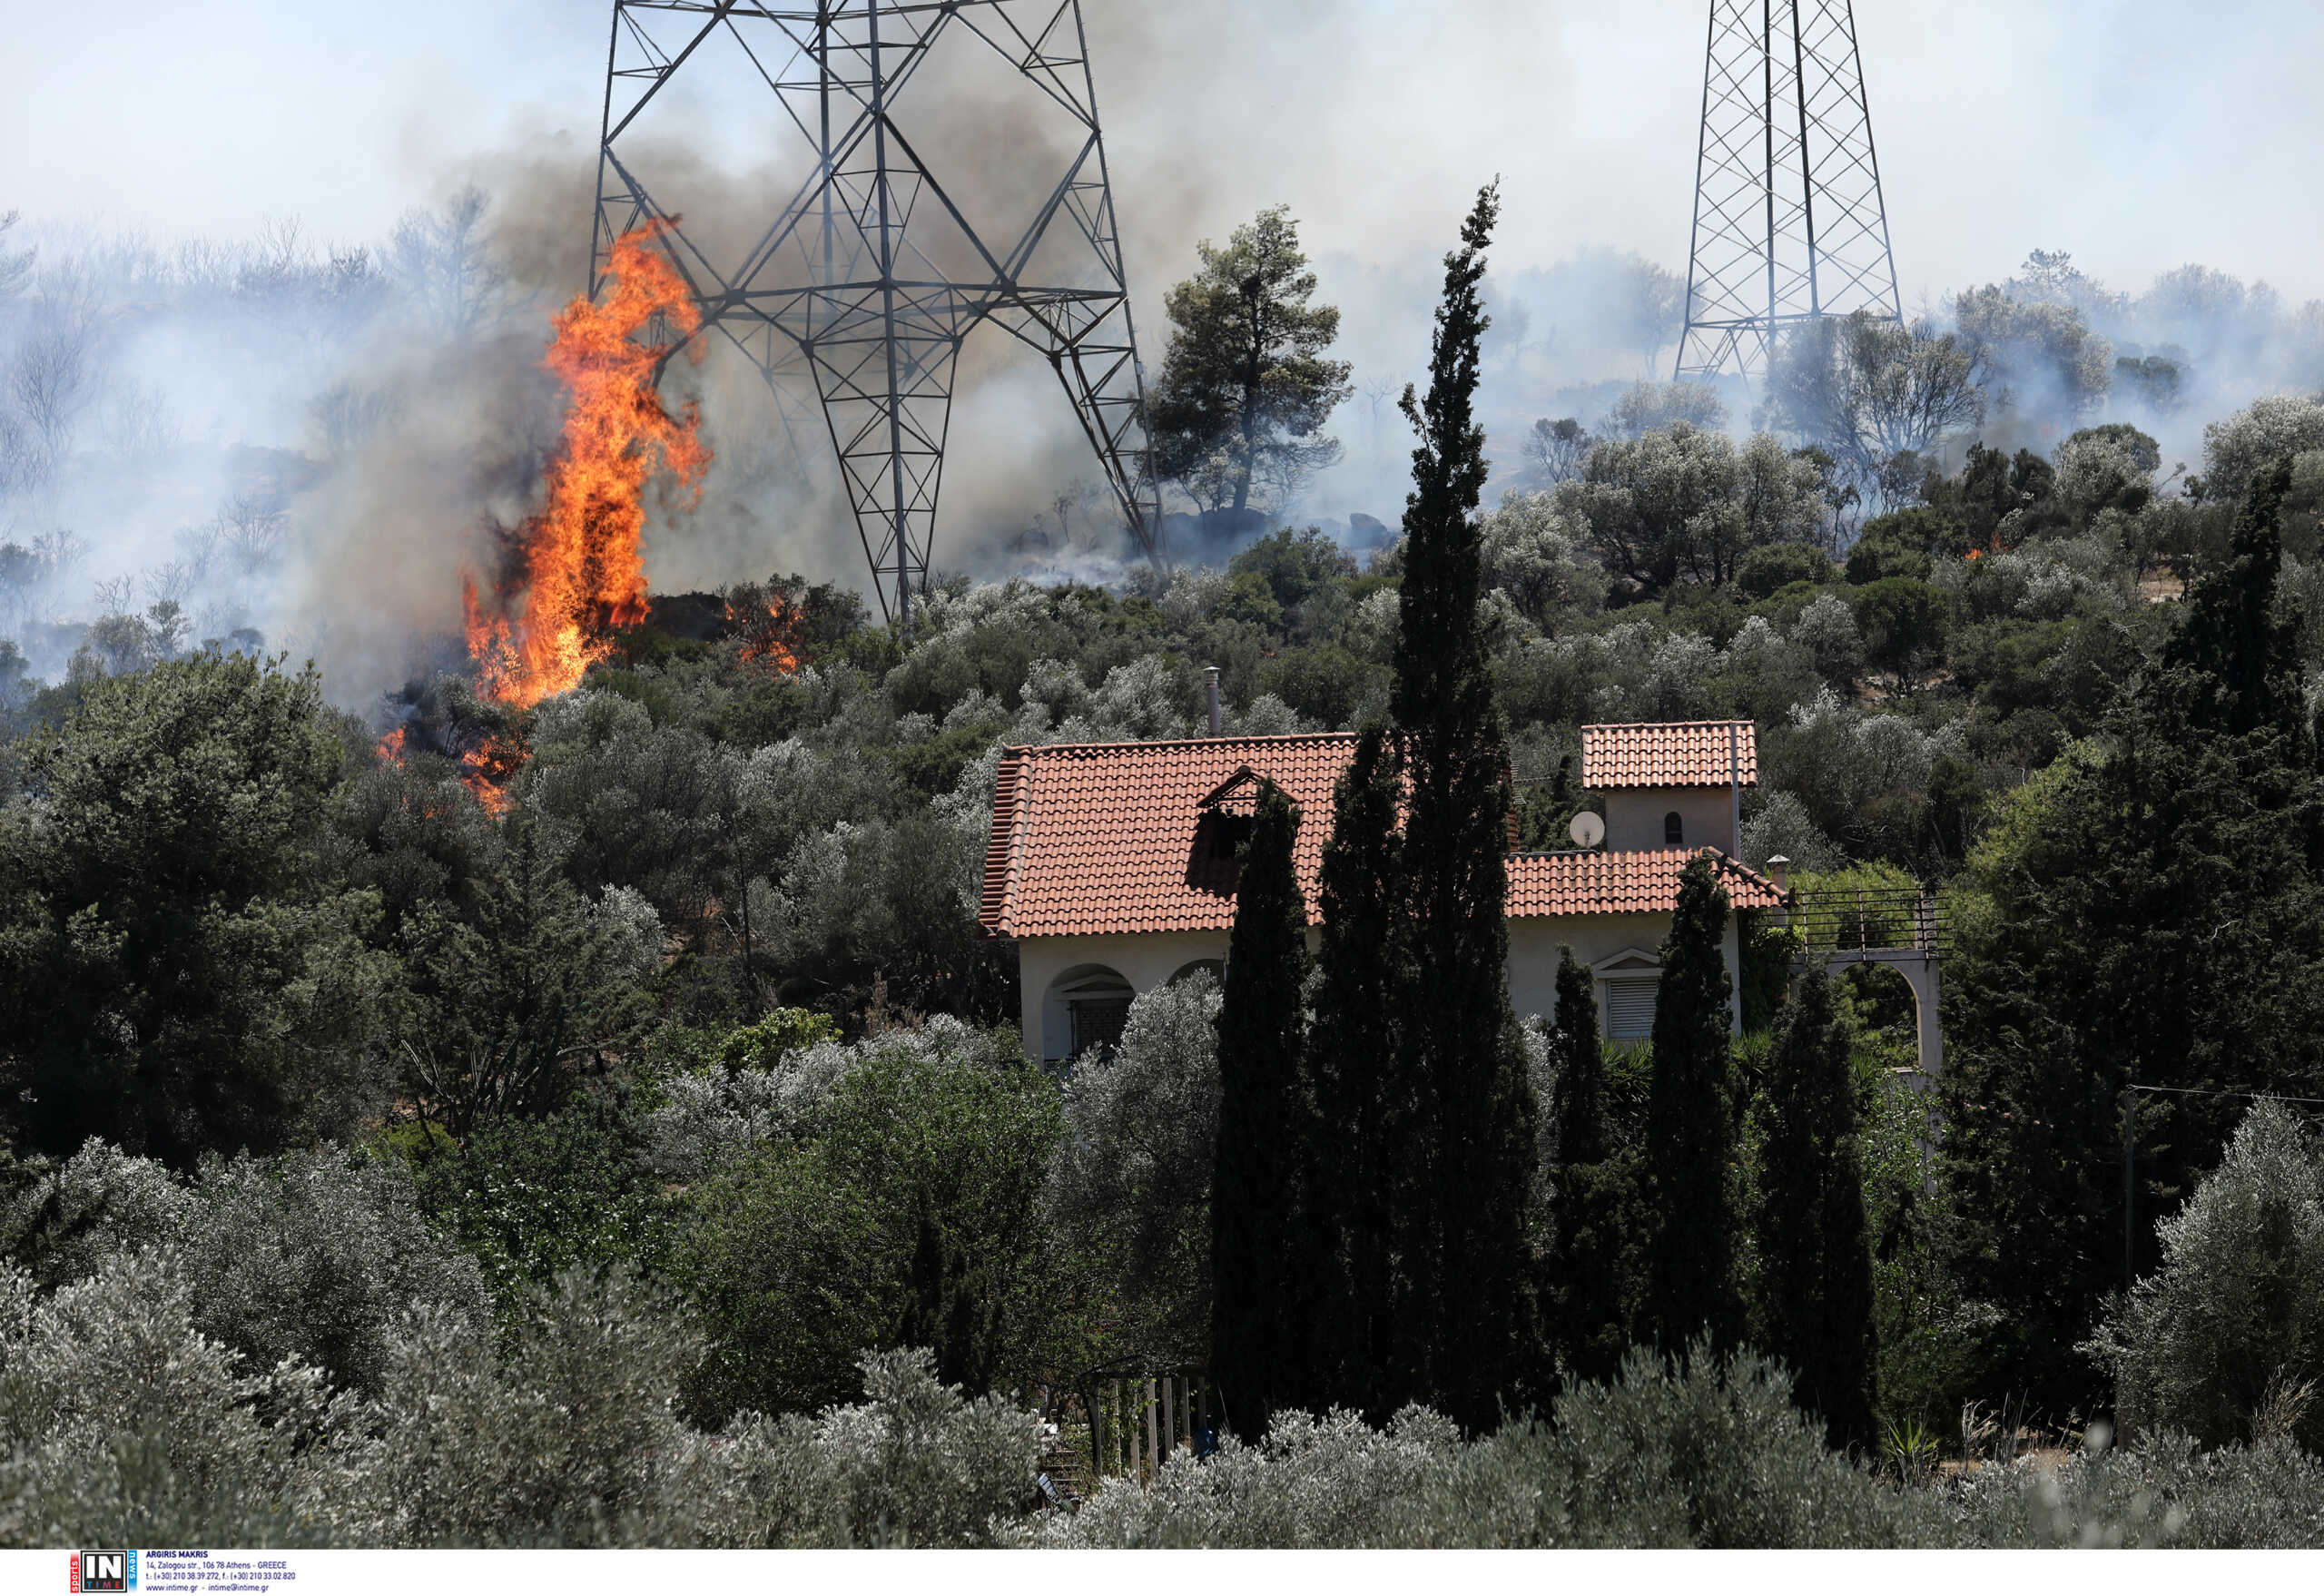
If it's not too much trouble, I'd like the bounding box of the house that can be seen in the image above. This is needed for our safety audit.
[978,720,1786,1064]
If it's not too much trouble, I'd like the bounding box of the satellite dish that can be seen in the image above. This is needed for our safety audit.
[1569,811,1605,849]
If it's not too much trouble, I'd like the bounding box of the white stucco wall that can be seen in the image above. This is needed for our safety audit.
[1507,911,1741,1035]
[1017,929,1237,1062]
[1603,788,1738,854]
[1015,907,1744,1061]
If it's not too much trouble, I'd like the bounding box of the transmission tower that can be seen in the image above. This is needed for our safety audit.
[591,1,1163,626]
[1674,1,1903,380]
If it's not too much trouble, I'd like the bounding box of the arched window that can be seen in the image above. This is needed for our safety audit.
[1665,811,1685,845]
[1044,964,1135,1065]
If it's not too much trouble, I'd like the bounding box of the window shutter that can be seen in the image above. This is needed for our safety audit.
[1604,977,1660,1040]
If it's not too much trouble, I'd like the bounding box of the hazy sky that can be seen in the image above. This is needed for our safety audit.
[8,0,2323,307]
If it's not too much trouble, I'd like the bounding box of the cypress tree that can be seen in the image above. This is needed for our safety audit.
[1306,726,1413,1421]
[897,1187,999,1394]
[1938,454,2324,1414]
[1548,946,1639,1384]
[1643,855,1742,1357]
[2164,455,2297,740]
[1757,968,1878,1452]
[1210,781,1311,1440]
[1388,182,1541,1432]
[1551,948,1607,1167]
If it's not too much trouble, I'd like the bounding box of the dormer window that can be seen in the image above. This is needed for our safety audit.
[1665,811,1684,845]
[1191,765,1275,883]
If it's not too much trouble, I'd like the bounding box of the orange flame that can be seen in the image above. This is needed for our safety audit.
[373,722,515,818]
[458,734,524,817]
[731,595,803,675]
[464,223,710,712]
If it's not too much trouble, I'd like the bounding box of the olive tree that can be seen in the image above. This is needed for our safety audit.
[1047,975,1222,1367]
[2088,1100,2324,1453]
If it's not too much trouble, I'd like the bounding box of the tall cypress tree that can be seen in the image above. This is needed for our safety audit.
[1306,726,1413,1422]
[1549,946,1639,1384]
[1551,949,1607,1167]
[1210,782,1311,1440]
[2164,455,2297,740]
[1757,969,1877,1452]
[1644,855,1742,1357]
[897,1186,999,1394]
[1387,182,1541,1432]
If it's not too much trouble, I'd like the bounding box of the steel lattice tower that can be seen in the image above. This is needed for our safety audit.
[1674,1,1903,380]
[592,1,1162,626]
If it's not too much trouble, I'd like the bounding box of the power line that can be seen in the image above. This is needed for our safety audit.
[2127,1083,2324,1107]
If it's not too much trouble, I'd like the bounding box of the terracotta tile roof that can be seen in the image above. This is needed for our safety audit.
[1581,720,1758,790]
[981,734,1359,938]
[980,734,1787,939]
[1507,848,1787,916]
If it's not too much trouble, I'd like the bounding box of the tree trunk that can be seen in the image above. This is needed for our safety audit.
[1235,288,1265,518]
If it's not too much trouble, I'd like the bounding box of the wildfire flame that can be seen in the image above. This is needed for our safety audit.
[464,222,710,711]
[379,224,710,814]
[731,595,803,675]
[458,732,526,817]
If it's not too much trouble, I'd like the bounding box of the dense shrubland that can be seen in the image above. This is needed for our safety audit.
[10,189,2324,1543]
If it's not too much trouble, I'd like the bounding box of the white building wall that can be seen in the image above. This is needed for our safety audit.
[1506,911,1742,1035]
[1507,912,1673,1020]
[1017,929,1236,1063]
[1603,788,1738,855]
[1018,906,1745,1061]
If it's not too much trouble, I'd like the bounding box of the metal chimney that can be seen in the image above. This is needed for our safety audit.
[1727,720,1742,857]
[1205,666,1222,736]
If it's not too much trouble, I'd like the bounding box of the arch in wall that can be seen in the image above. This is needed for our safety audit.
[1816,951,1943,1077]
[1167,959,1226,988]
[1041,962,1136,1064]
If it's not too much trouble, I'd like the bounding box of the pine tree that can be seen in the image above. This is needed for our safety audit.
[1306,726,1413,1421]
[1210,781,1312,1440]
[2164,455,2297,740]
[1644,855,1742,1357]
[1756,969,1877,1452]
[1548,946,1639,1384]
[1148,205,1354,518]
[1387,182,1541,1432]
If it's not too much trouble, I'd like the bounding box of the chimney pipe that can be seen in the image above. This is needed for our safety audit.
[1727,720,1742,857]
[1206,666,1222,736]
[1766,855,1791,892]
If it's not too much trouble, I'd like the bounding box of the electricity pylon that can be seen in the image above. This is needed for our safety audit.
[591,1,1164,626]
[1674,0,1903,381]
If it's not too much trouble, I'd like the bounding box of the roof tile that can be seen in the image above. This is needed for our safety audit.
[1581,721,1758,790]
[979,734,1356,939]
[981,734,1784,938]
[1507,848,1787,916]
